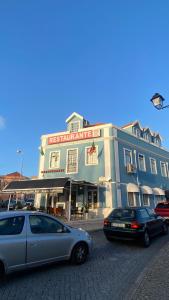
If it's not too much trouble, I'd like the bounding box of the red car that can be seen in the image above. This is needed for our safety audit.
[155,202,169,222]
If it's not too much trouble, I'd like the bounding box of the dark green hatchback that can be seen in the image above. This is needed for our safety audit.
[103,207,168,247]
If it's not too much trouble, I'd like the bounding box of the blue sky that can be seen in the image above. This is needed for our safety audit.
[0,0,169,176]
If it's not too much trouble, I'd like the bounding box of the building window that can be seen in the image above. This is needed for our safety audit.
[144,133,151,143]
[128,192,140,207]
[138,154,146,171]
[124,149,132,166]
[87,190,98,209]
[133,128,141,137]
[67,149,78,173]
[128,193,135,207]
[49,151,60,169]
[160,162,168,177]
[150,158,157,174]
[69,121,80,133]
[142,194,150,206]
[154,138,161,147]
[85,146,98,165]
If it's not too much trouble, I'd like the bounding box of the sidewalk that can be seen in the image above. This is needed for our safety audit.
[66,218,103,232]
[127,240,169,300]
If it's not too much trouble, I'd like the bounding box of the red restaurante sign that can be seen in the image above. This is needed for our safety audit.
[48,129,100,145]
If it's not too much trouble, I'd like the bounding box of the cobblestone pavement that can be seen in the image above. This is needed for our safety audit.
[127,239,169,300]
[0,231,168,300]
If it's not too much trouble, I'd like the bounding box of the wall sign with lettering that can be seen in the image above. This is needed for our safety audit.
[48,129,100,145]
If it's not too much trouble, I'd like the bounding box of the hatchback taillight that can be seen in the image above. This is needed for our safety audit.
[104,218,110,226]
[131,221,141,229]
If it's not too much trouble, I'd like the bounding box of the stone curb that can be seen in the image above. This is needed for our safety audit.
[66,219,103,232]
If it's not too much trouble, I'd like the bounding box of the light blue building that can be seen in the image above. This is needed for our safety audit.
[34,112,169,219]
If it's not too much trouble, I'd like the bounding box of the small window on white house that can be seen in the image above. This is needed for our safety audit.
[69,121,80,133]
[138,154,146,171]
[142,194,150,206]
[49,151,60,169]
[150,158,157,174]
[124,149,132,166]
[86,146,98,165]
[161,162,168,177]
[67,149,78,173]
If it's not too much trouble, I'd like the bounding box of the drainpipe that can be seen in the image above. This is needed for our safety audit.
[133,150,141,206]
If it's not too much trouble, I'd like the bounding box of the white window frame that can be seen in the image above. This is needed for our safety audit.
[69,121,80,133]
[150,157,157,174]
[66,148,78,174]
[154,138,160,146]
[144,133,151,142]
[160,161,168,177]
[127,192,137,207]
[49,151,60,169]
[142,194,150,206]
[133,127,141,137]
[85,145,98,166]
[124,148,132,166]
[138,153,146,171]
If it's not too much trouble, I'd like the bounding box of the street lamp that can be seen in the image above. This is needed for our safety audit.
[16,149,23,178]
[150,93,169,110]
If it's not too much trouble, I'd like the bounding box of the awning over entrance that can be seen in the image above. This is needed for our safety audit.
[140,186,153,195]
[152,187,165,196]
[127,183,139,193]
[3,178,70,193]
[3,177,96,193]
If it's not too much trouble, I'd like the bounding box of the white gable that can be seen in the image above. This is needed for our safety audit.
[66,112,84,123]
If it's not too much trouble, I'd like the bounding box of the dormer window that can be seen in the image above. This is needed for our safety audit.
[144,133,151,142]
[70,121,80,133]
[133,127,141,137]
[154,138,161,147]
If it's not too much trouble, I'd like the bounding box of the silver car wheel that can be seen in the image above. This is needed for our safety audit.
[71,243,88,265]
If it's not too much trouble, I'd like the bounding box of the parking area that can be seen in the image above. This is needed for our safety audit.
[0,230,168,300]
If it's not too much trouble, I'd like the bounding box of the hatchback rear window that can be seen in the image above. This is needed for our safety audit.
[109,209,136,219]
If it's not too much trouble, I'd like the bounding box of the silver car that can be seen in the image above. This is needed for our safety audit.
[0,211,92,276]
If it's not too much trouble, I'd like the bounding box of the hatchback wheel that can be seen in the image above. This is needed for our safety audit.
[71,243,88,265]
[162,223,168,235]
[142,230,150,247]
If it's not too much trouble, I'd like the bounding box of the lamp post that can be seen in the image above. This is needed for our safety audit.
[150,93,169,110]
[16,149,23,179]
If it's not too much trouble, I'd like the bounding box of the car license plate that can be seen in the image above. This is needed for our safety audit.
[111,223,125,228]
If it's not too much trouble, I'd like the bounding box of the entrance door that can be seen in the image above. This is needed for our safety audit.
[71,191,76,210]
[88,190,98,209]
